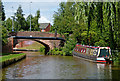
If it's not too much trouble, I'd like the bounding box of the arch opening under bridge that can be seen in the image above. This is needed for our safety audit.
[13,39,50,55]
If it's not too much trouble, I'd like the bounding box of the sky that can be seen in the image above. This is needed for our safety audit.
[3,0,116,25]
[2,0,67,25]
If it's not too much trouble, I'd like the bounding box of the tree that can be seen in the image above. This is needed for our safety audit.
[5,18,12,32]
[0,0,2,21]
[117,2,120,50]
[26,9,40,31]
[53,2,75,40]
[32,10,40,31]
[26,14,33,31]
[36,9,40,18]
[0,0,5,21]
[2,25,8,45]
[15,5,27,31]
[62,35,77,55]
[52,1,120,51]
[0,0,7,45]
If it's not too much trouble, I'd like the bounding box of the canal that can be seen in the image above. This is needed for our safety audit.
[1,52,120,79]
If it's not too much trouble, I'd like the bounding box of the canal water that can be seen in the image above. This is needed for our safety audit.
[1,52,120,79]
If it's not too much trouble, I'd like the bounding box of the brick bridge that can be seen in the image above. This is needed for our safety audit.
[8,31,65,54]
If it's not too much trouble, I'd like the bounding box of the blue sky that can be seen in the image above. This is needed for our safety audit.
[3,0,113,25]
[2,0,67,25]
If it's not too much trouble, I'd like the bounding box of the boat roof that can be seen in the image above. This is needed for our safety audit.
[76,44,110,49]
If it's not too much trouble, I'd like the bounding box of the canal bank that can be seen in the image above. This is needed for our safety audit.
[0,53,26,68]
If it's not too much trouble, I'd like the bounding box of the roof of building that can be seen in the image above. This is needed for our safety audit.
[39,23,51,29]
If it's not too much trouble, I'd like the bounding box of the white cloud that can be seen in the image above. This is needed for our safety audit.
[38,16,51,23]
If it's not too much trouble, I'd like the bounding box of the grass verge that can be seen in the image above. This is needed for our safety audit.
[0,53,26,63]
[18,42,44,50]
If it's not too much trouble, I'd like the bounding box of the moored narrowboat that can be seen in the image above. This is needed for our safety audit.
[72,43,112,63]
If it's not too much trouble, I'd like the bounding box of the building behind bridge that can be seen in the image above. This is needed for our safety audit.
[39,23,51,32]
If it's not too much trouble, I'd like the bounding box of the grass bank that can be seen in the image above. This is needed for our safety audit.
[0,53,26,67]
[0,52,23,56]
[18,42,44,50]
[18,42,45,54]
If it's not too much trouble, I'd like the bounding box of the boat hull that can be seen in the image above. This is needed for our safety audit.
[72,51,112,63]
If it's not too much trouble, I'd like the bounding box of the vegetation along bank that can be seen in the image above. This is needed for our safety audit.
[0,53,26,68]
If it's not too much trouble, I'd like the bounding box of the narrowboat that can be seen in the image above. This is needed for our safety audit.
[72,43,112,63]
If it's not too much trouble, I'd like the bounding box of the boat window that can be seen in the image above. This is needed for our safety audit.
[74,48,76,51]
[81,48,83,52]
[80,48,81,52]
[84,49,86,53]
[99,49,109,57]
[75,48,77,51]
[82,48,84,53]
[93,49,97,55]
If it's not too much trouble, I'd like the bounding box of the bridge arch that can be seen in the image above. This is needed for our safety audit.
[34,40,50,54]
[14,39,50,54]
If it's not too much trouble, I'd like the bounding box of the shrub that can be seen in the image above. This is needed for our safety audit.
[95,40,107,47]
[62,36,77,56]
[39,47,45,53]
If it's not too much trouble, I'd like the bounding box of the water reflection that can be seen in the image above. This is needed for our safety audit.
[1,52,120,79]
[97,64,112,79]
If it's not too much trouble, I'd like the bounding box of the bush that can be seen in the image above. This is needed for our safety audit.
[62,36,77,56]
[46,35,77,56]
[95,40,107,47]
[112,51,120,62]
[47,48,64,55]
[39,47,45,53]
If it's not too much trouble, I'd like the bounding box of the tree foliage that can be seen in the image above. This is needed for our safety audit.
[0,0,5,21]
[1,2,41,46]
[4,5,41,32]
[0,0,7,45]
[52,1,120,54]
[15,5,27,31]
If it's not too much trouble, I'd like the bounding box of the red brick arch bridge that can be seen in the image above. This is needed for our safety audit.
[9,31,65,54]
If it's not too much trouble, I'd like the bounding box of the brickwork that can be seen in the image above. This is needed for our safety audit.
[8,31,64,54]
[14,39,61,50]
[15,40,34,48]
[9,31,62,37]
[2,38,13,53]
[45,24,51,32]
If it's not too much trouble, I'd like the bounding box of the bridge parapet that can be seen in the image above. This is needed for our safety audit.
[9,31,63,38]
